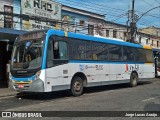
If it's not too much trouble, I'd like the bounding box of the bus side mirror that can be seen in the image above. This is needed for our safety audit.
[6,44,13,51]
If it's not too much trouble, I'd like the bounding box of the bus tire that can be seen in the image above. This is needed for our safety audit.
[71,76,84,97]
[130,72,138,87]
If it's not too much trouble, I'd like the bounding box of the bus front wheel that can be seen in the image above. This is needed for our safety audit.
[130,72,138,87]
[71,76,84,97]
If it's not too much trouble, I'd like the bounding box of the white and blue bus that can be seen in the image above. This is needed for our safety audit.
[9,29,155,96]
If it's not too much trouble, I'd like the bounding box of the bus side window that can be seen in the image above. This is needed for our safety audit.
[59,42,68,60]
[123,46,134,62]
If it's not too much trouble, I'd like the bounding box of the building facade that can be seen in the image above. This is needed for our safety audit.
[137,27,160,49]
[0,0,25,86]
[139,26,160,37]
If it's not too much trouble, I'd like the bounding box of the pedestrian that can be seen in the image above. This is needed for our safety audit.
[6,60,11,87]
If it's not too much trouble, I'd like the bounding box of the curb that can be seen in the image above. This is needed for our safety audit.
[0,93,17,99]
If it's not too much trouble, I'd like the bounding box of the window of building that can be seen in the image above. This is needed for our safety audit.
[106,30,109,37]
[4,5,13,28]
[124,32,127,37]
[157,41,159,47]
[151,40,154,46]
[113,30,117,38]
[88,25,94,35]
[80,20,85,26]
[146,39,148,45]
[139,36,141,43]
[156,31,159,36]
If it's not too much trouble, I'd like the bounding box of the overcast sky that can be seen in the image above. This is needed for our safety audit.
[55,0,160,28]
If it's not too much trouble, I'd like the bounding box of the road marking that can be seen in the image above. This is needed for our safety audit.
[142,97,155,102]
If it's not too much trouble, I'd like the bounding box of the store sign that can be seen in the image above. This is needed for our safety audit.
[21,0,61,31]
[61,15,76,32]
[20,31,46,40]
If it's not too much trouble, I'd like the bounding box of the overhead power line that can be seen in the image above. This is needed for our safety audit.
[56,0,127,12]
[55,0,160,27]
[55,0,127,16]
[142,0,157,7]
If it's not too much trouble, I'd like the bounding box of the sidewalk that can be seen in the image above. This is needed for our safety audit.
[0,88,17,98]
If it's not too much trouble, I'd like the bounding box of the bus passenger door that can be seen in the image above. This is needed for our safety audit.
[45,37,69,92]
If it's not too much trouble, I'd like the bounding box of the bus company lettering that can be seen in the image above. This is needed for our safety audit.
[129,64,139,72]
[84,65,103,70]
[96,65,103,70]
[85,65,95,69]
[79,64,84,71]
[32,24,51,30]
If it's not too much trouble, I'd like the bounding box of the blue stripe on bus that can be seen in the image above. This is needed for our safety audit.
[69,60,145,64]
[11,75,35,81]
[41,29,144,69]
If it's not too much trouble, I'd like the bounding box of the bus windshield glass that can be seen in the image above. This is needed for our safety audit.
[11,38,45,70]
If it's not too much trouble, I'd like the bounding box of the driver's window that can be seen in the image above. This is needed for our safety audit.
[47,36,68,67]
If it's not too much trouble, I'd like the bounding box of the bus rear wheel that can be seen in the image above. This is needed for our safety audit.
[71,76,83,97]
[130,72,138,87]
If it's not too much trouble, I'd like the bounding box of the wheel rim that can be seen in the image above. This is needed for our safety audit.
[132,74,137,85]
[74,81,82,92]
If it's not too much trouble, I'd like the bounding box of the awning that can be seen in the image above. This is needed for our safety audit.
[0,28,26,35]
[0,28,26,42]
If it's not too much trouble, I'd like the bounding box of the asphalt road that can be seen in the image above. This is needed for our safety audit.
[0,78,160,120]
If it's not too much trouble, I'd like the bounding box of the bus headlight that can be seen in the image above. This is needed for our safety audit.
[35,70,41,80]
[12,80,15,83]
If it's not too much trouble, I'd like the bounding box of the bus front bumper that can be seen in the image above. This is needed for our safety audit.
[9,79,44,92]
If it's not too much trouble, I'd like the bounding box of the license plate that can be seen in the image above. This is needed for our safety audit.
[18,84,24,88]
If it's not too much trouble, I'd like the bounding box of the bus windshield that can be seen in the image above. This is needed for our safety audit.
[11,39,44,70]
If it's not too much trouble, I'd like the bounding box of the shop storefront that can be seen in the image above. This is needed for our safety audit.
[0,28,25,87]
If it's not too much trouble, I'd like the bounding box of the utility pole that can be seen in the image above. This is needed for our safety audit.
[126,9,130,42]
[130,0,136,43]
